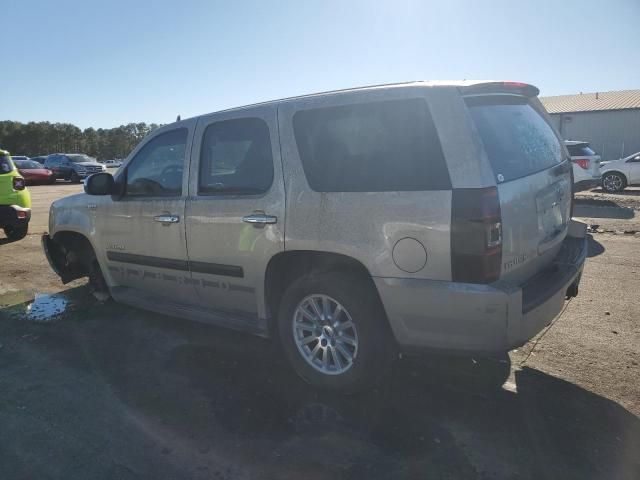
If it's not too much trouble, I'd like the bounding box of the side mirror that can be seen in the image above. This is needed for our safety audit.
[84,172,115,195]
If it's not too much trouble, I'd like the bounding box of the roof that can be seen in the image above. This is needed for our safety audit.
[183,80,537,122]
[540,89,640,114]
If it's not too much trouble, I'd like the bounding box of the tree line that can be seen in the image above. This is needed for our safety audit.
[0,121,162,160]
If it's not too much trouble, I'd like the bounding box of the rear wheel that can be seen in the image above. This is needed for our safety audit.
[278,271,395,393]
[3,224,28,241]
[602,172,626,192]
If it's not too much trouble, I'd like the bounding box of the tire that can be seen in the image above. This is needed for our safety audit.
[602,172,627,193]
[277,271,395,393]
[70,172,82,183]
[3,224,28,241]
[88,258,110,302]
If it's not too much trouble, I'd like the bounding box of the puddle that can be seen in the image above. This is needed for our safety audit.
[25,293,69,322]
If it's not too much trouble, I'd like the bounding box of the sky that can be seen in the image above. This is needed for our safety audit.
[2,0,639,129]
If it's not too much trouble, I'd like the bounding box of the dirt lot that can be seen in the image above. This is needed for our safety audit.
[0,184,639,479]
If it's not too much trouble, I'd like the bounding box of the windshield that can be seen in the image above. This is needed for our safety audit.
[66,154,96,163]
[14,160,42,169]
[466,96,563,182]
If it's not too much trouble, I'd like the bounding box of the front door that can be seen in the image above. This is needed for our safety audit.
[627,155,640,183]
[94,122,196,304]
[185,106,285,327]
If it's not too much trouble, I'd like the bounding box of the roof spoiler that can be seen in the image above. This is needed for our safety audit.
[459,82,540,98]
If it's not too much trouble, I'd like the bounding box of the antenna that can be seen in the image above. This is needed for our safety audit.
[176,115,181,122]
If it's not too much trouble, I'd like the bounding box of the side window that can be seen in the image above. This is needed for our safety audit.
[0,155,13,173]
[292,98,451,192]
[198,118,274,195]
[125,128,188,197]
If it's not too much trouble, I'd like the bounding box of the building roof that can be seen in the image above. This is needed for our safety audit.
[540,89,640,114]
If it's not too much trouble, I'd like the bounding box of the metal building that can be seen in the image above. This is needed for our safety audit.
[540,89,640,161]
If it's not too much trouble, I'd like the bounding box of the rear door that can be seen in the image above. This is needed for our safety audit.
[465,94,571,284]
[185,106,285,324]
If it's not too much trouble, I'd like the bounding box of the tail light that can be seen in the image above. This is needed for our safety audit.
[13,177,26,190]
[451,187,502,283]
[573,158,589,170]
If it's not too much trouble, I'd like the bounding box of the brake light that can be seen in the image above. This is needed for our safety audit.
[13,177,25,190]
[451,187,502,284]
[573,158,589,170]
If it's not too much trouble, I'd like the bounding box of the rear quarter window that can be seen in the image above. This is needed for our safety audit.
[465,96,563,183]
[293,98,451,192]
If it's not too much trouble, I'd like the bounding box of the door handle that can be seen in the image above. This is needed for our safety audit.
[154,214,180,224]
[242,213,277,225]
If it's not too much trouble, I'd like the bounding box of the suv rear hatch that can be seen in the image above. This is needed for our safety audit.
[462,84,572,285]
[566,142,601,178]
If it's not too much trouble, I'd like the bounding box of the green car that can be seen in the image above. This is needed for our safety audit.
[0,149,31,240]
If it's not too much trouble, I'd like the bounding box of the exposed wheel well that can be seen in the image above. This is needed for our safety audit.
[51,231,97,281]
[264,251,386,332]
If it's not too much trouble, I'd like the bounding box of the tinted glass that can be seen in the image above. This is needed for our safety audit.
[0,155,14,174]
[566,144,596,157]
[293,98,450,192]
[466,96,563,182]
[15,160,41,169]
[198,118,273,195]
[67,154,96,163]
[126,128,188,197]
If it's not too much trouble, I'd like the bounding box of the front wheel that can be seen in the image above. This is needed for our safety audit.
[3,224,28,241]
[602,172,626,192]
[278,272,395,393]
[70,172,82,183]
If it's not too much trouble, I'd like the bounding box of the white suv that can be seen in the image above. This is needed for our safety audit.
[600,152,640,192]
[565,141,602,191]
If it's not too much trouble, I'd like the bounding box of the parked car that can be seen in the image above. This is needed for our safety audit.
[42,81,587,392]
[564,140,602,191]
[31,156,48,164]
[599,151,640,192]
[13,159,55,185]
[44,153,106,183]
[103,159,123,168]
[0,150,31,240]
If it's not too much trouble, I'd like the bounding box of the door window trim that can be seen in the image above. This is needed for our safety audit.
[196,117,275,198]
[121,127,189,200]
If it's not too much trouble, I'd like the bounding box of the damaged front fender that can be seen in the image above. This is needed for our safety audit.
[42,234,86,284]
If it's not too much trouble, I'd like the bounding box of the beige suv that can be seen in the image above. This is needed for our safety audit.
[43,81,587,392]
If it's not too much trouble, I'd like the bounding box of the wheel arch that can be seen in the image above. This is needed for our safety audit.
[47,230,99,283]
[263,250,389,334]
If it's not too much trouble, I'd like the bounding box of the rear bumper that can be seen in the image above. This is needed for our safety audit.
[0,204,31,227]
[375,220,588,354]
[574,178,601,192]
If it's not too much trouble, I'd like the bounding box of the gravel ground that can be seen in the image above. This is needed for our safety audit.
[0,183,638,479]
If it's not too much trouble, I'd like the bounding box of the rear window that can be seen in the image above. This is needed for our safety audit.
[293,98,451,192]
[0,155,14,174]
[466,96,563,183]
[566,144,596,157]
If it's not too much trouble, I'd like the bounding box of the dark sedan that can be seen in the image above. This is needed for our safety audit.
[13,159,55,185]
